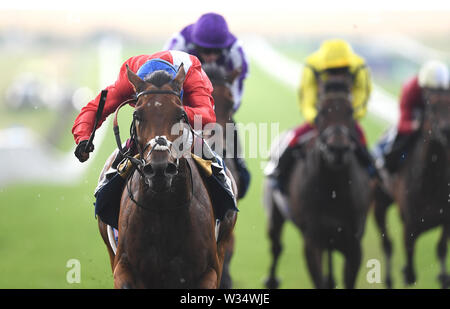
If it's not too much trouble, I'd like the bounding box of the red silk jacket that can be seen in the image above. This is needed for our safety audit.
[72,50,215,144]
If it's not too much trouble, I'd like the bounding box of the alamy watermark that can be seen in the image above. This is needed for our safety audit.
[66,259,81,284]
[366,258,382,284]
[166,116,282,163]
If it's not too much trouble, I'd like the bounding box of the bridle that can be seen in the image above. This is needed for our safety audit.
[113,88,195,211]
[113,89,186,161]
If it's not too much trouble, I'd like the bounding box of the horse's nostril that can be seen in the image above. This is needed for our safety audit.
[165,163,178,176]
[143,164,154,176]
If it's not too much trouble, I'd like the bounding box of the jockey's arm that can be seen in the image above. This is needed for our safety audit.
[182,58,216,127]
[398,77,423,134]
[72,56,145,145]
[72,58,136,145]
[229,41,249,112]
[298,66,319,123]
[351,65,372,120]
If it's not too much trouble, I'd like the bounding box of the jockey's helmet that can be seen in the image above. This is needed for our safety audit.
[317,39,356,70]
[418,60,450,90]
[192,13,234,49]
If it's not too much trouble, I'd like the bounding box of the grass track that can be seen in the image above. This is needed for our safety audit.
[0,52,447,288]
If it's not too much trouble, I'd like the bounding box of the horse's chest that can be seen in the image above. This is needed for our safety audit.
[128,240,210,288]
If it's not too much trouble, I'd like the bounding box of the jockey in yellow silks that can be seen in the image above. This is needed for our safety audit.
[299,39,371,124]
[266,39,376,191]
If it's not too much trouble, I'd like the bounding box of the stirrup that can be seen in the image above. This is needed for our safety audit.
[215,219,220,243]
[107,225,118,255]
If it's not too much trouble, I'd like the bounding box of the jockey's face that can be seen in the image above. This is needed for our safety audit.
[196,46,222,64]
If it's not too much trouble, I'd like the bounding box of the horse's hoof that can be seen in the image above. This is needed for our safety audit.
[385,277,393,289]
[325,277,336,289]
[402,267,416,286]
[264,277,280,289]
[438,274,450,289]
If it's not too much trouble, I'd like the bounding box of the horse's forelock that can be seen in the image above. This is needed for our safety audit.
[143,70,174,88]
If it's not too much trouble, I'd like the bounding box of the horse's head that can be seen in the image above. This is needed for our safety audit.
[203,63,240,125]
[126,64,191,192]
[315,71,356,168]
[422,89,450,146]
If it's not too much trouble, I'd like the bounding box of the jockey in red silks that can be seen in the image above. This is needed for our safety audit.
[375,60,450,173]
[72,50,215,149]
[72,50,237,228]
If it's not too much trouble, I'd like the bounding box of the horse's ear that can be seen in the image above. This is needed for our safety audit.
[227,67,241,84]
[172,63,186,90]
[126,64,146,93]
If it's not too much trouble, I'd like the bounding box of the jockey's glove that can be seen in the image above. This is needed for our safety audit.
[75,140,94,163]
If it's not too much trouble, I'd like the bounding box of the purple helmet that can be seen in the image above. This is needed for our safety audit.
[192,13,235,49]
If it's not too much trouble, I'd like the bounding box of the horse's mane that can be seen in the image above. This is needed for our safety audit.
[143,70,173,87]
[202,63,227,85]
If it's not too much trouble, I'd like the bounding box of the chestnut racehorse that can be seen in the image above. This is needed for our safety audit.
[202,63,241,289]
[97,64,237,288]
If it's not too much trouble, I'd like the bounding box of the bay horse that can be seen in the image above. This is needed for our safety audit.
[97,64,237,288]
[264,73,374,288]
[373,89,450,288]
[202,63,241,289]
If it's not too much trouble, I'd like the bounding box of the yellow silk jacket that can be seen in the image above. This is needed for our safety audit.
[298,39,372,123]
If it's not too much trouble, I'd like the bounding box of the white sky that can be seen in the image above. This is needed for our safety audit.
[1,0,450,11]
[1,1,449,37]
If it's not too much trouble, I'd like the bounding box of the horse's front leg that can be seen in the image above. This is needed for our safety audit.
[437,225,450,289]
[402,225,417,286]
[198,268,219,289]
[113,255,135,289]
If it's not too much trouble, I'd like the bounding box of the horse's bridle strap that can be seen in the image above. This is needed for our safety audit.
[136,89,181,99]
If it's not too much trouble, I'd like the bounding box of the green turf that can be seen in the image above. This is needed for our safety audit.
[0,53,447,289]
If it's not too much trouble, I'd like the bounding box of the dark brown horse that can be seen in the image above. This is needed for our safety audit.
[97,65,237,288]
[203,64,241,194]
[373,89,450,288]
[202,63,241,289]
[264,75,373,289]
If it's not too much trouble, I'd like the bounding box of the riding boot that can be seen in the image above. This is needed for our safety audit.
[354,143,381,180]
[201,139,238,217]
[270,146,298,194]
[234,157,251,199]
